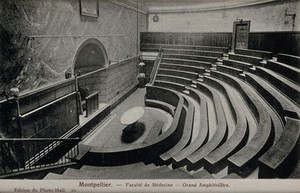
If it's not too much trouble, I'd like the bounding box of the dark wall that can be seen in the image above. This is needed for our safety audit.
[249,32,300,56]
[141,31,300,56]
[20,92,78,139]
[141,32,232,47]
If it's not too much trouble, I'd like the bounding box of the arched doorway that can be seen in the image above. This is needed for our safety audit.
[73,38,108,75]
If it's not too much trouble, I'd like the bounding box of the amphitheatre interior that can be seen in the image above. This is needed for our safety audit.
[0,0,299,182]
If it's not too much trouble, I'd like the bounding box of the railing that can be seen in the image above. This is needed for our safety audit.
[149,46,163,85]
[0,137,80,176]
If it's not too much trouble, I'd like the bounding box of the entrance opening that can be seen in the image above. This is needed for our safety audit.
[73,39,108,115]
[232,20,251,51]
[73,38,108,75]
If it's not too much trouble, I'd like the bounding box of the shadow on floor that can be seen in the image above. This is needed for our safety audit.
[121,122,146,143]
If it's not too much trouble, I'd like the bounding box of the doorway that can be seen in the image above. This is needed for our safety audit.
[232,20,251,51]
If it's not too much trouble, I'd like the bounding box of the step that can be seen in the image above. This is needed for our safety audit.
[203,77,248,174]
[163,48,223,58]
[258,117,300,178]
[186,83,228,171]
[158,68,199,80]
[172,88,210,165]
[160,95,195,163]
[160,63,205,74]
[245,72,300,119]
[156,74,193,86]
[223,59,253,71]
[162,54,217,63]
[154,80,186,93]
[210,71,274,177]
[266,60,300,84]
[277,53,300,68]
[216,64,243,78]
[229,53,263,66]
[161,58,212,69]
[234,49,273,60]
[255,67,300,106]
[145,99,176,117]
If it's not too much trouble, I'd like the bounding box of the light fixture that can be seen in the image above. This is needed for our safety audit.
[153,14,159,22]
[138,62,145,73]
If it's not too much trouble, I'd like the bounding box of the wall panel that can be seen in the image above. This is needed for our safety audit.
[249,32,300,56]
[141,32,232,47]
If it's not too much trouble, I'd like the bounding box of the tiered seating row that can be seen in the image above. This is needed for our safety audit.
[163,53,217,63]
[277,53,300,68]
[235,49,273,60]
[222,59,252,71]
[186,83,228,170]
[245,72,300,119]
[229,53,263,66]
[161,58,212,69]
[70,45,300,179]
[254,67,300,106]
[266,60,300,84]
[172,88,209,165]
[141,43,229,53]
[258,117,300,178]
[203,76,248,173]
[163,48,224,58]
[210,71,273,175]
[160,95,195,163]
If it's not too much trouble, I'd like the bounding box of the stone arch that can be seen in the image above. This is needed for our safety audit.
[73,38,108,75]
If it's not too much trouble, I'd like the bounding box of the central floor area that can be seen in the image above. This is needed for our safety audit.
[82,88,173,148]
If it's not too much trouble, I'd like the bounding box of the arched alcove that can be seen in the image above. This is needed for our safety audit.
[73,38,108,75]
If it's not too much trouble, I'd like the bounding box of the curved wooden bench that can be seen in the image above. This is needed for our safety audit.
[145,99,176,117]
[245,72,300,119]
[255,66,300,106]
[160,95,195,163]
[161,58,212,69]
[229,53,263,66]
[163,48,223,58]
[223,59,253,71]
[277,53,300,69]
[217,64,243,78]
[156,74,193,86]
[235,49,273,60]
[141,43,229,53]
[203,77,248,173]
[186,83,228,171]
[172,88,209,166]
[210,71,274,176]
[266,60,300,84]
[258,117,300,178]
[163,53,217,63]
[154,80,186,93]
[160,63,205,74]
[158,68,199,80]
[79,85,185,166]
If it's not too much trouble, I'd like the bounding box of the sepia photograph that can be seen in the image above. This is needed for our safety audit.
[0,0,299,192]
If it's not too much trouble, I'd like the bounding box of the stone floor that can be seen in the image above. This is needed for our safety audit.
[82,88,173,148]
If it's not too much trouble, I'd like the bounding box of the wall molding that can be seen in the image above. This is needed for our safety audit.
[148,0,277,14]
[108,0,147,15]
